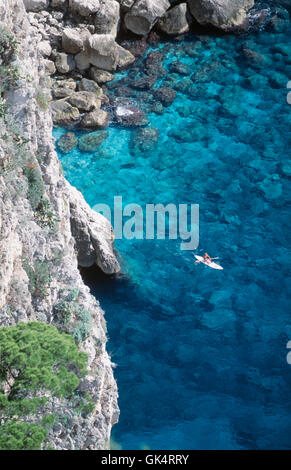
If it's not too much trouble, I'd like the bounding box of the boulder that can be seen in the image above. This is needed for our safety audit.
[43,59,56,75]
[51,0,67,9]
[125,0,171,36]
[23,0,48,11]
[158,3,191,35]
[62,28,86,55]
[53,87,75,99]
[94,0,120,37]
[68,0,100,16]
[169,61,190,75]
[130,75,157,90]
[114,104,148,127]
[89,67,114,84]
[78,130,108,152]
[51,100,80,126]
[55,52,75,74]
[57,132,78,153]
[80,109,109,128]
[79,78,103,96]
[116,44,135,69]
[154,87,176,107]
[129,127,159,155]
[38,41,52,57]
[75,51,91,71]
[67,91,101,111]
[187,0,254,30]
[87,34,119,71]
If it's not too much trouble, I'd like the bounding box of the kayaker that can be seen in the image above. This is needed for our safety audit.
[203,253,212,262]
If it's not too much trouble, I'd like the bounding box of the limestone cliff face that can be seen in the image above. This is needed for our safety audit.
[0,0,119,450]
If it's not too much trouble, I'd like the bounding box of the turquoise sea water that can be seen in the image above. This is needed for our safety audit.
[54,3,291,450]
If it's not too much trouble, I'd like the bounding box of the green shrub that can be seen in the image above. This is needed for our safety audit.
[0,322,88,450]
[36,197,58,228]
[23,162,45,209]
[22,258,51,299]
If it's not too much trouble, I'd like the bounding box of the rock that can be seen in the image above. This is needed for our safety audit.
[43,59,56,74]
[114,85,133,97]
[75,51,91,71]
[89,67,114,84]
[68,0,100,16]
[51,100,80,126]
[55,53,75,74]
[158,3,191,35]
[116,44,135,70]
[53,87,74,99]
[119,38,148,58]
[129,127,159,155]
[154,87,176,107]
[87,34,119,71]
[67,91,101,112]
[23,0,48,11]
[79,78,103,96]
[38,41,52,57]
[62,28,86,55]
[242,48,267,69]
[55,78,77,90]
[130,75,157,90]
[119,0,135,11]
[169,61,190,75]
[125,0,171,36]
[69,186,120,273]
[114,104,148,127]
[51,0,67,8]
[144,50,167,77]
[78,130,108,152]
[80,109,109,128]
[188,0,254,30]
[57,132,78,153]
[94,0,120,37]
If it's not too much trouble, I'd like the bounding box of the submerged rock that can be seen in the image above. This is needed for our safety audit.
[154,87,176,107]
[188,0,254,31]
[114,104,148,127]
[129,127,159,155]
[130,75,157,90]
[169,61,190,76]
[57,132,78,153]
[78,130,108,152]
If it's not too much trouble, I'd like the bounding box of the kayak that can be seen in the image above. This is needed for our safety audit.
[194,255,223,270]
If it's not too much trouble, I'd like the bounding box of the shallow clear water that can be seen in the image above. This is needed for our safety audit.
[54,4,291,450]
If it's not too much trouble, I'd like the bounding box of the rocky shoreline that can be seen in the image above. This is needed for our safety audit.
[24,1,269,131]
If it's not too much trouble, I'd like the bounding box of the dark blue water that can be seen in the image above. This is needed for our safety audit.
[54,3,291,450]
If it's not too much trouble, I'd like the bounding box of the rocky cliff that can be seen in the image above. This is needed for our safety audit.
[0,0,119,450]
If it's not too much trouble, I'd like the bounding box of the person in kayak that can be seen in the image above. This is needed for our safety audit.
[203,253,212,262]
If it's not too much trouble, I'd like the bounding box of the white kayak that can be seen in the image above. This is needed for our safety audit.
[194,255,223,270]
